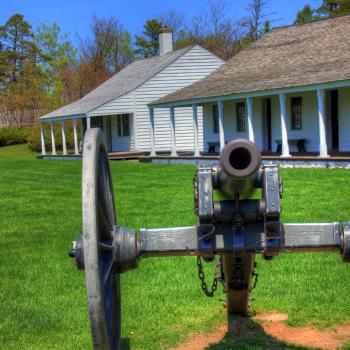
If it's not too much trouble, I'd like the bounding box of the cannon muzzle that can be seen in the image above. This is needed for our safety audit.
[213,139,262,198]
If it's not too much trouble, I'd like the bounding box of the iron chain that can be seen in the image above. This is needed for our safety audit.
[249,262,259,292]
[196,256,258,296]
[196,256,223,297]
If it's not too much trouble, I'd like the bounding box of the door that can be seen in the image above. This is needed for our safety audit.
[262,98,272,152]
[330,90,339,151]
[110,114,132,152]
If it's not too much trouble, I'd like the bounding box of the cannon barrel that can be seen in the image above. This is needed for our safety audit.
[212,139,262,198]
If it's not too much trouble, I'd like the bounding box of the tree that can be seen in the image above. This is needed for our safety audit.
[295,5,317,24]
[113,31,134,71]
[241,0,272,42]
[80,16,133,73]
[317,0,350,17]
[158,9,184,42]
[135,19,163,58]
[35,23,76,107]
[0,14,43,125]
[67,16,134,100]
[0,14,40,84]
[294,1,350,24]
[173,0,244,60]
[207,0,227,37]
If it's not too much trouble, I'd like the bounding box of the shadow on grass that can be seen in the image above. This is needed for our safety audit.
[121,338,131,350]
[205,316,314,350]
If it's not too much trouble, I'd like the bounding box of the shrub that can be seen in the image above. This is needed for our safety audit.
[0,127,31,147]
[27,121,79,152]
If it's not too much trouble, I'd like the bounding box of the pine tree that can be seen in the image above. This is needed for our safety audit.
[0,14,40,83]
[0,14,43,125]
[135,19,163,58]
[295,5,317,24]
[295,1,350,24]
[317,0,350,17]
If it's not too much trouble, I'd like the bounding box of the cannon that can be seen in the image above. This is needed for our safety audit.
[69,128,350,350]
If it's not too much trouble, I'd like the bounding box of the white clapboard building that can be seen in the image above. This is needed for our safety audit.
[151,15,350,158]
[39,28,224,155]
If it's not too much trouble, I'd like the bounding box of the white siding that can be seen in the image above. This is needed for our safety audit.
[89,45,223,152]
[135,45,223,152]
[89,92,134,116]
[89,93,136,152]
[203,99,264,151]
[271,92,319,152]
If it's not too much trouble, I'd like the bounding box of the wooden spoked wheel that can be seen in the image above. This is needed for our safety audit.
[82,128,121,350]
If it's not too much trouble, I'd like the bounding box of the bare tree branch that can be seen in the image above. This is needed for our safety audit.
[158,9,185,39]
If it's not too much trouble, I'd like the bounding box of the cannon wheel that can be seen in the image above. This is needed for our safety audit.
[223,252,255,316]
[82,128,121,350]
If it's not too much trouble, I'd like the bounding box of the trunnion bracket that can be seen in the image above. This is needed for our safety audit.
[194,164,284,257]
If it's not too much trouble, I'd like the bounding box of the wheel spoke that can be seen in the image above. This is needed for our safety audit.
[98,240,113,251]
[103,258,115,286]
[98,149,116,228]
[97,201,114,239]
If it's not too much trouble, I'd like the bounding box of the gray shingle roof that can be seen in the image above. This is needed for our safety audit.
[40,45,194,119]
[153,15,350,106]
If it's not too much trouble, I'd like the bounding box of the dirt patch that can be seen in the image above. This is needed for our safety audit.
[171,312,350,350]
[254,312,350,350]
[170,324,227,350]
[254,311,289,322]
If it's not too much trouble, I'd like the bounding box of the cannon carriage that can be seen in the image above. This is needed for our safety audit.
[69,128,350,350]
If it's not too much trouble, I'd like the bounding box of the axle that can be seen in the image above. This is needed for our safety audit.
[70,221,350,268]
[139,222,344,257]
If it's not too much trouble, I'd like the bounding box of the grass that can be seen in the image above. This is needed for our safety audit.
[1,144,350,349]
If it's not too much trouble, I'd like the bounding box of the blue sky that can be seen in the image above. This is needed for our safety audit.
[1,0,322,42]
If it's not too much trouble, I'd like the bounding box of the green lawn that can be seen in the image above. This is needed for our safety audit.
[1,144,350,350]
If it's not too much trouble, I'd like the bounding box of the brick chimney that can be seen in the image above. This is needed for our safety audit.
[159,28,173,56]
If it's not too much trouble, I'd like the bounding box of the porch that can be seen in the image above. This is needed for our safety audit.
[38,113,134,156]
[37,149,350,168]
[149,84,350,159]
[139,151,350,168]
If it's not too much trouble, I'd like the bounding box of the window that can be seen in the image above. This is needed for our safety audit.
[91,116,104,129]
[291,97,302,130]
[117,114,130,137]
[213,105,219,133]
[236,102,246,132]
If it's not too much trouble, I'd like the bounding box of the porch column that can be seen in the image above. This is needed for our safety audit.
[192,103,200,156]
[80,118,84,153]
[50,121,56,155]
[61,120,67,155]
[149,107,156,156]
[218,100,225,151]
[246,97,255,142]
[279,93,290,157]
[40,122,46,155]
[86,116,91,129]
[317,89,329,157]
[73,119,79,155]
[169,107,177,156]
[133,93,138,149]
